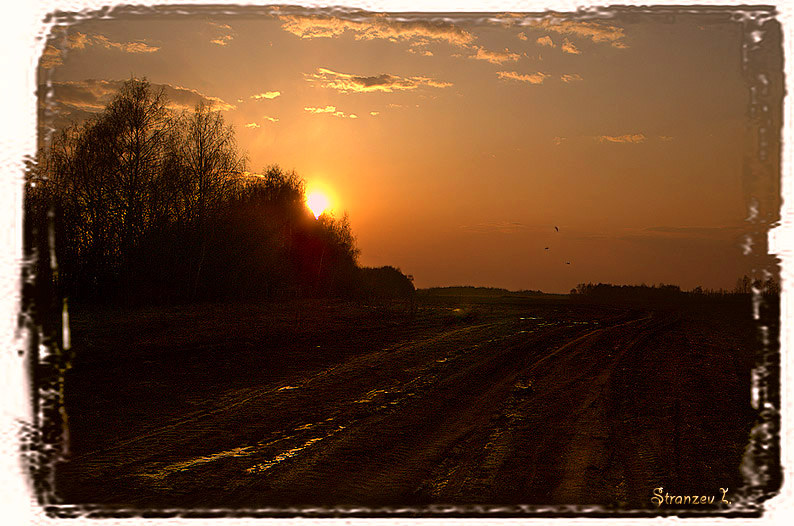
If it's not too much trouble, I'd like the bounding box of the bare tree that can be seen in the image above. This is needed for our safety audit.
[169,101,246,229]
[166,101,247,296]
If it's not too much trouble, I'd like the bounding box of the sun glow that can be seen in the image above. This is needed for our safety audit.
[306,190,331,219]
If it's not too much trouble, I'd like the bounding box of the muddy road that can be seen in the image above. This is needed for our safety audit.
[56,298,759,511]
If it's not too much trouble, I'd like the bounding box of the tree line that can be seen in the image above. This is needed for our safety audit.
[25,78,413,305]
[569,276,780,301]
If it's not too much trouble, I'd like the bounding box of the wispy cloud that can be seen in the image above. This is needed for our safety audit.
[251,91,281,100]
[166,85,236,112]
[279,13,475,48]
[596,134,646,144]
[306,67,452,93]
[209,22,234,46]
[553,136,567,145]
[469,46,520,64]
[40,45,62,69]
[304,105,357,118]
[211,35,233,46]
[42,31,158,68]
[531,18,628,48]
[561,38,580,54]
[90,34,160,53]
[496,70,550,84]
[242,116,278,128]
[370,111,380,116]
[408,44,433,56]
[67,32,90,50]
[659,135,675,142]
[561,73,583,83]
[536,35,555,47]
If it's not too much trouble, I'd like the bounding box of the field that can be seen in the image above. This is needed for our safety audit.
[53,295,767,514]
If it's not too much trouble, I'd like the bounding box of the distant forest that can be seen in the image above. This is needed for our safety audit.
[25,78,414,305]
[570,277,780,301]
[418,287,546,297]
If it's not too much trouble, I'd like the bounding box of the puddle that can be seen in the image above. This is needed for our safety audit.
[514,378,533,390]
[246,426,345,474]
[294,422,315,431]
[353,388,389,403]
[139,444,260,483]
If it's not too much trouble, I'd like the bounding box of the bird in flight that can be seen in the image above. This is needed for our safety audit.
[554,226,559,232]
[544,247,549,250]
[565,261,571,265]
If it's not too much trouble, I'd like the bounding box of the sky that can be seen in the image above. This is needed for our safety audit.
[35,5,782,293]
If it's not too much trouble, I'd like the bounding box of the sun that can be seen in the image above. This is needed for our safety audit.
[306,190,331,219]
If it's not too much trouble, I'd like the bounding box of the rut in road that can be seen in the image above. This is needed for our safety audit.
[413,313,672,505]
[220,312,659,507]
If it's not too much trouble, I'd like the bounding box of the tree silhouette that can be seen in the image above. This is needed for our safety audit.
[166,101,247,297]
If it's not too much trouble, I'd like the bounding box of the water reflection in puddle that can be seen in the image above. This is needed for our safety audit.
[353,388,389,403]
[246,426,346,474]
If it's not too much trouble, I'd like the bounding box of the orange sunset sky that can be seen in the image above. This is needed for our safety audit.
[36,5,782,293]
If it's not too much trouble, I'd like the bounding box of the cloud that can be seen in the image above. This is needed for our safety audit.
[90,34,160,53]
[40,44,62,69]
[211,35,233,46]
[264,116,279,122]
[496,70,549,84]
[244,123,260,129]
[407,45,433,56]
[561,73,583,83]
[596,134,646,144]
[561,38,580,54]
[67,32,90,50]
[530,19,628,48]
[659,135,675,141]
[536,35,555,47]
[41,79,236,119]
[40,79,122,111]
[279,13,475,48]
[370,111,380,116]
[209,21,234,46]
[164,85,236,112]
[40,30,159,71]
[251,91,281,100]
[304,105,357,118]
[517,32,528,41]
[306,67,452,93]
[553,136,567,145]
[469,46,520,65]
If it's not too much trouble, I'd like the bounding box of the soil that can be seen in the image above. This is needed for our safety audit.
[53,296,765,513]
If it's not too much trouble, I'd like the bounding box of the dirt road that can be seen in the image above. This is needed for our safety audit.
[56,300,757,511]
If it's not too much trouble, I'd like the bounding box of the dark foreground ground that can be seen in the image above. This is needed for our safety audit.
[53,295,768,513]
